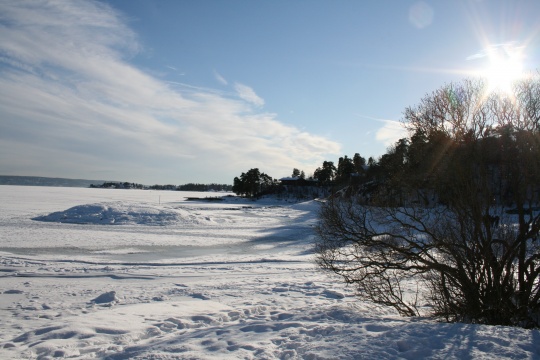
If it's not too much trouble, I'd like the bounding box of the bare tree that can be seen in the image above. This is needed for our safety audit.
[316,75,540,327]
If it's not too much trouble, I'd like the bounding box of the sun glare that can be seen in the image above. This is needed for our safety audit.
[482,46,524,95]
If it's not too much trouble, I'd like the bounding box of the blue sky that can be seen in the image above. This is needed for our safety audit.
[1,0,539,184]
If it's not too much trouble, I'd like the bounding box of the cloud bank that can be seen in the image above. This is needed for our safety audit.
[0,0,340,184]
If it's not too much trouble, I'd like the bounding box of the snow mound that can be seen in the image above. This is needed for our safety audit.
[91,291,118,304]
[33,202,199,226]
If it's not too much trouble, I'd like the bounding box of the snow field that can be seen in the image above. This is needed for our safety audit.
[1,186,540,359]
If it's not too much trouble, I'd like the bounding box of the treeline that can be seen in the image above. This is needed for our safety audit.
[231,156,369,199]
[231,153,372,199]
[178,183,233,192]
[90,182,232,192]
[233,74,540,207]
[90,182,145,189]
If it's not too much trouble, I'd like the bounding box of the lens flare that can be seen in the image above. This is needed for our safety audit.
[409,1,434,29]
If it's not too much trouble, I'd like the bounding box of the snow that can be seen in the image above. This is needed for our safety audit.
[1,185,539,359]
[33,202,196,226]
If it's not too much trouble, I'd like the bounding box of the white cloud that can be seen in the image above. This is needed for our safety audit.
[356,114,408,148]
[234,83,265,107]
[0,0,339,183]
[214,70,228,85]
[466,42,525,63]
[375,120,407,147]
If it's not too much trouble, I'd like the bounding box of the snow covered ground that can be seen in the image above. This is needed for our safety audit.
[1,186,539,359]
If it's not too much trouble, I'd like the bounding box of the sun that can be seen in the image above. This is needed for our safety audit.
[482,45,524,95]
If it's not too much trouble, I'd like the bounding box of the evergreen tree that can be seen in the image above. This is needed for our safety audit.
[232,168,275,198]
[314,161,336,185]
[353,153,366,174]
[335,155,355,184]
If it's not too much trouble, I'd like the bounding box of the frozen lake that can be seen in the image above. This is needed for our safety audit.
[0,186,316,262]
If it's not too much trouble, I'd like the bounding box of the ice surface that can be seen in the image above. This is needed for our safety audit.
[1,185,539,359]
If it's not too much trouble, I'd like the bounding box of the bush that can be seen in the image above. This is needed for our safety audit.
[315,76,540,328]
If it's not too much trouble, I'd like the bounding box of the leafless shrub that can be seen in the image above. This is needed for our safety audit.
[316,75,540,327]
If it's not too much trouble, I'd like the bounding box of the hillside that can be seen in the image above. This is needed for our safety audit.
[0,175,111,188]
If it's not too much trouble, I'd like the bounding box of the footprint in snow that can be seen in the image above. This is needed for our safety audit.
[3,289,24,294]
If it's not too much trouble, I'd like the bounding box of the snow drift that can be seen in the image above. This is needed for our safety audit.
[32,202,200,226]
